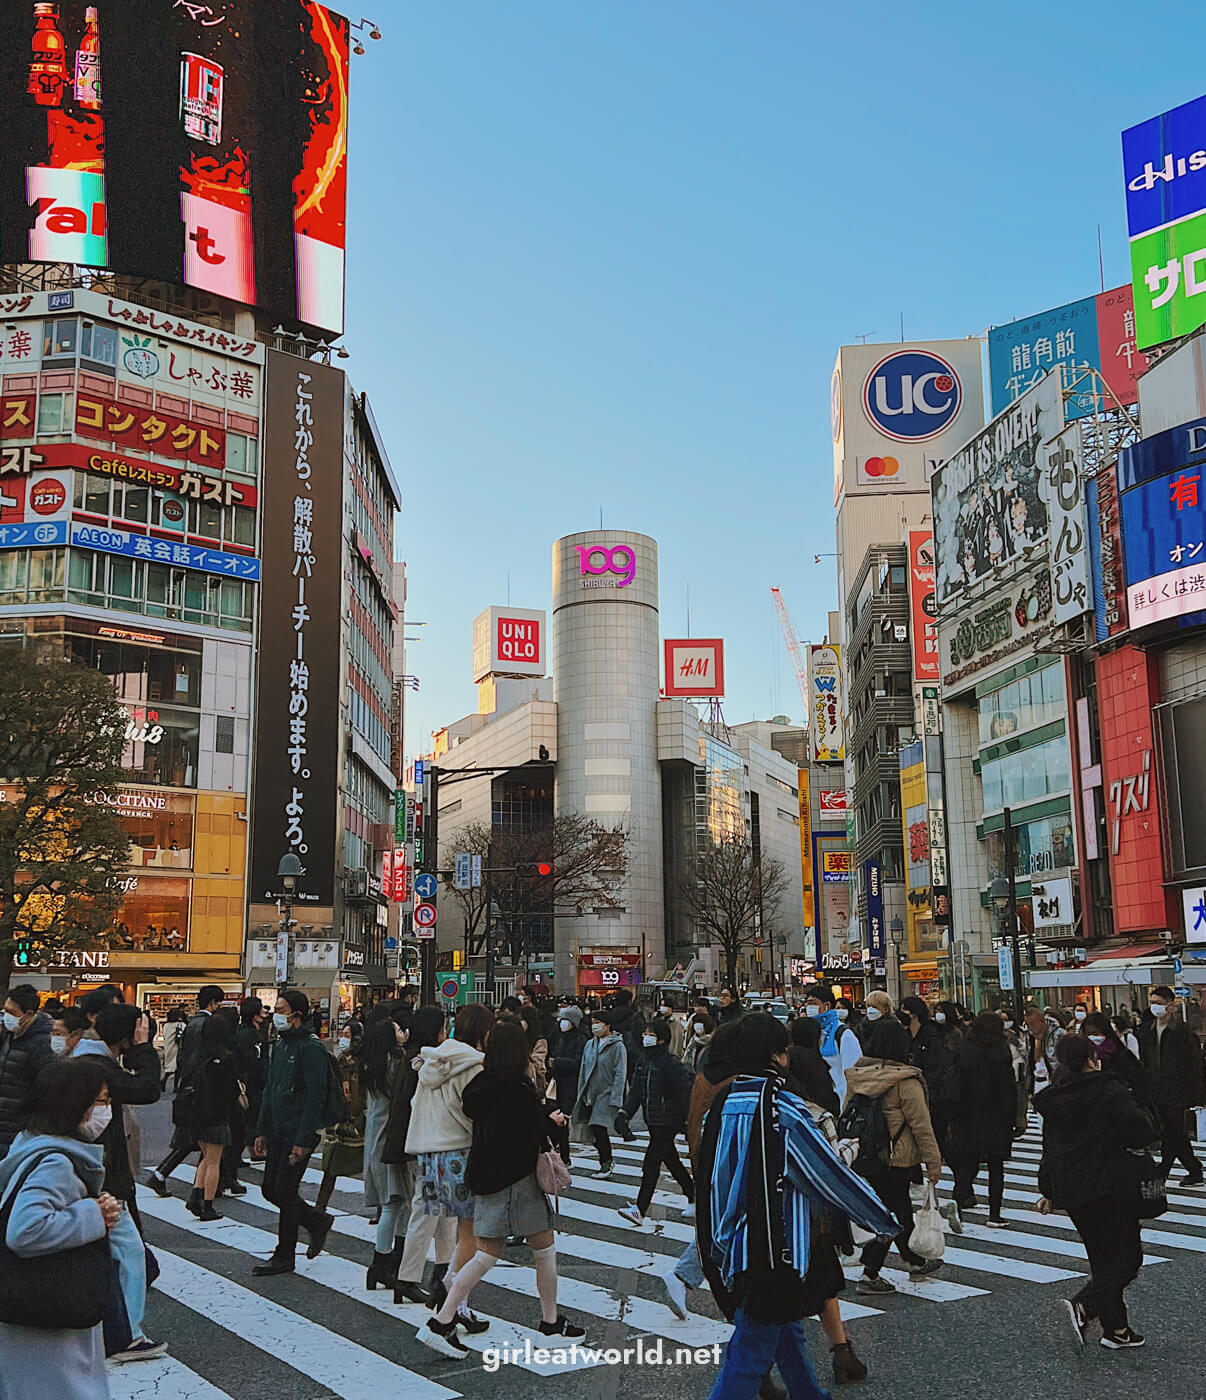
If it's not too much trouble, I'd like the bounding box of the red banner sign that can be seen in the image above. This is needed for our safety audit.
[908,530,939,682]
[0,442,255,509]
[75,393,225,468]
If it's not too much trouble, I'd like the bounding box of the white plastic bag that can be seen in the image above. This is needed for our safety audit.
[1195,1106,1206,1143]
[850,1222,875,1247]
[907,1183,945,1260]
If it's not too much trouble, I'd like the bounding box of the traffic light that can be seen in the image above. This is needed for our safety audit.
[13,939,33,968]
[516,862,553,877]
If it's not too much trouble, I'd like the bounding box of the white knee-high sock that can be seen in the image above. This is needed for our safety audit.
[531,1243,558,1324]
[435,1250,496,1325]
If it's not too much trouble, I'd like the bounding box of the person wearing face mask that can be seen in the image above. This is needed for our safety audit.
[0,1056,124,1399]
[1036,1035,1156,1350]
[1072,1001,1090,1028]
[573,1010,627,1177]
[1136,986,1206,1186]
[855,992,893,1049]
[145,984,224,1197]
[1079,1013,1154,1115]
[549,1006,588,1165]
[71,1003,164,1362]
[945,1012,1018,1230]
[252,992,336,1276]
[313,1024,366,1217]
[0,986,55,1161]
[801,983,862,1103]
[997,1008,1029,1134]
[51,1008,89,1060]
[685,1011,715,1073]
[615,1018,694,1225]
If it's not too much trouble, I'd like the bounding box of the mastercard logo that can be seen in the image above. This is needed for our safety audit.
[864,456,900,478]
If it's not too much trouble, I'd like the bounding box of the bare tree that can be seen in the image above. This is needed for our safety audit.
[673,837,789,992]
[0,651,132,995]
[442,814,629,957]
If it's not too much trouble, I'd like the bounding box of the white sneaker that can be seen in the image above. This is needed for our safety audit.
[680,1202,696,1221]
[617,1204,643,1226]
[660,1269,689,1320]
[416,1320,470,1358]
[945,1200,963,1235]
[110,1338,168,1363]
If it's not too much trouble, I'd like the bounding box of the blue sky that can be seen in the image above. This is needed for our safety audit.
[340,2,1205,755]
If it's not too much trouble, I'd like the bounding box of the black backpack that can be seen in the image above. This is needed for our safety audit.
[291,1037,347,1129]
[836,1092,895,1173]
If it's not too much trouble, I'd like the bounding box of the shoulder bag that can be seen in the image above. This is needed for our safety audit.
[0,1152,111,1330]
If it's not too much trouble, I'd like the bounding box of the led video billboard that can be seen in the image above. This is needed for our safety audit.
[0,0,349,335]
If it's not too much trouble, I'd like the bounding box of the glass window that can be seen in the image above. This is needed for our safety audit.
[0,551,28,603]
[183,572,208,617]
[27,548,63,601]
[117,484,149,523]
[197,499,222,540]
[80,322,117,366]
[226,433,257,477]
[215,715,235,754]
[981,734,1071,812]
[42,318,78,358]
[108,557,137,600]
[36,393,67,434]
[84,475,110,516]
[229,505,256,546]
[978,663,1065,745]
[68,549,99,595]
[985,813,1076,880]
[120,705,200,788]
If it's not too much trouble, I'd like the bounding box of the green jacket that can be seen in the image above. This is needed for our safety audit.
[257,1028,329,1150]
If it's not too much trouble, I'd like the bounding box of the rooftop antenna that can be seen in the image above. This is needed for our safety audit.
[855,330,876,345]
[1097,225,1105,293]
[686,583,691,637]
[600,506,604,529]
[507,570,510,605]
[900,310,905,343]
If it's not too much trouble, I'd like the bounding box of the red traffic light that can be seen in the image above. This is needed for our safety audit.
[536,862,552,876]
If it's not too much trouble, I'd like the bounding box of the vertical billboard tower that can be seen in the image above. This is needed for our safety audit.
[552,531,662,989]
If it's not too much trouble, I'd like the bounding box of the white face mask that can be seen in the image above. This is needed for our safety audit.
[559,1019,572,1032]
[1003,1020,1014,1030]
[337,1038,351,1052]
[1088,1034,1107,1045]
[865,1007,882,1022]
[1073,1010,1087,1022]
[641,1034,657,1047]
[659,1007,671,1016]
[835,1007,849,1021]
[80,1104,112,1141]
[592,1024,607,1037]
[1150,1003,1169,1017]
[273,1012,290,1030]
[805,1005,821,1018]
[50,1034,68,1054]
[934,1012,946,1025]
[692,1023,705,1036]
[2,1011,20,1033]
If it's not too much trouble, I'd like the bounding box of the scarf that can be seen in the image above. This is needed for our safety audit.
[817,1008,841,1058]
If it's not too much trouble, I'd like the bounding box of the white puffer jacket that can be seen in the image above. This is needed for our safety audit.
[404,1038,485,1155]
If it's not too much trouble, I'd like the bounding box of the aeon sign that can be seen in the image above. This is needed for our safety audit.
[578,544,635,589]
[863,350,963,443]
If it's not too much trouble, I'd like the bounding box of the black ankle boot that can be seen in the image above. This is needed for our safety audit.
[366,1251,399,1290]
[185,1188,203,1217]
[394,1279,431,1306]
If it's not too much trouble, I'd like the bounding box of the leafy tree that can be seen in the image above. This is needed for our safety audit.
[442,813,629,958]
[0,650,132,994]
[673,837,789,992]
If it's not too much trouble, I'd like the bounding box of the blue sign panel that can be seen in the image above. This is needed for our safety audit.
[1116,415,1206,493]
[1120,455,1206,629]
[0,519,68,550]
[413,872,438,901]
[47,291,74,311]
[70,524,260,580]
[1122,91,1206,239]
[988,296,1100,418]
[864,859,885,958]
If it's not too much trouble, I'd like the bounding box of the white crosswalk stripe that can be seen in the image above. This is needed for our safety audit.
[137,1116,1206,1395]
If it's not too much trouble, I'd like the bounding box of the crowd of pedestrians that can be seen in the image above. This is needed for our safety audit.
[0,976,1203,1399]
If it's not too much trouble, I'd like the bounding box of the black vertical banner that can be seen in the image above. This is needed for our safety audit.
[249,349,344,906]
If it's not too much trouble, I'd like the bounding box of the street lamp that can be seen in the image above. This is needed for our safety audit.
[889,916,905,1005]
[277,853,302,987]
[991,810,1025,1021]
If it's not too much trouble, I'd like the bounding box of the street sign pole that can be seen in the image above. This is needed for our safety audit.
[420,767,439,1005]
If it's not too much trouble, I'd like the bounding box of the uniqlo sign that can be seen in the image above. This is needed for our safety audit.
[472,606,546,682]
[663,638,725,698]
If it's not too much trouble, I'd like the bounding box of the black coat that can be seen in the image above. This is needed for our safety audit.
[949,1038,1016,1161]
[194,1049,240,1130]
[609,1004,646,1063]
[0,1012,54,1157]
[1035,1071,1156,1209]
[908,1020,959,1108]
[1095,1036,1156,1114]
[462,1069,554,1197]
[550,1024,589,1114]
[75,1040,162,1200]
[381,1052,420,1166]
[622,1044,693,1130]
[1136,1018,1206,1110]
[176,1011,212,1085]
[232,1024,268,1097]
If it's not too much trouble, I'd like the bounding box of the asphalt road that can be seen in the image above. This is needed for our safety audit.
[121,1094,1206,1400]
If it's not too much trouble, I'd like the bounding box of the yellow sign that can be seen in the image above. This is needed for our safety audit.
[899,758,930,953]
[823,851,854,878]
[798,768,814,933]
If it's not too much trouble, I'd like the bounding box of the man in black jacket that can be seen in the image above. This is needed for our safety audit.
[615,1017,694,1223]
[1137,986,1206,1185]
[0,984,54,1158]
[73,1002,164,1361]
[549,1005,589,1164]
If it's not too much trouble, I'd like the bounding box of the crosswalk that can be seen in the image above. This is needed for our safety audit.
[111,1118,1206,1400]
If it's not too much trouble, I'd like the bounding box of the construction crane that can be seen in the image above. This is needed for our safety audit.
[771,587,810,716]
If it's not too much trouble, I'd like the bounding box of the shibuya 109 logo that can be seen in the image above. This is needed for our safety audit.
[578,544,635,589]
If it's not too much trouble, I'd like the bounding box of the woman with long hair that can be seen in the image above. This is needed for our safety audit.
[189,1012,239,1222]
[360,1012,412,1289]
[418,1019,584,1357]
[1036,1035,1156,1350]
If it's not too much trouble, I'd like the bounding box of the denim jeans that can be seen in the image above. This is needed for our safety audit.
[109,1204,147,1338]
[709,1308,832,1400]
[674,1237,706,1289]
